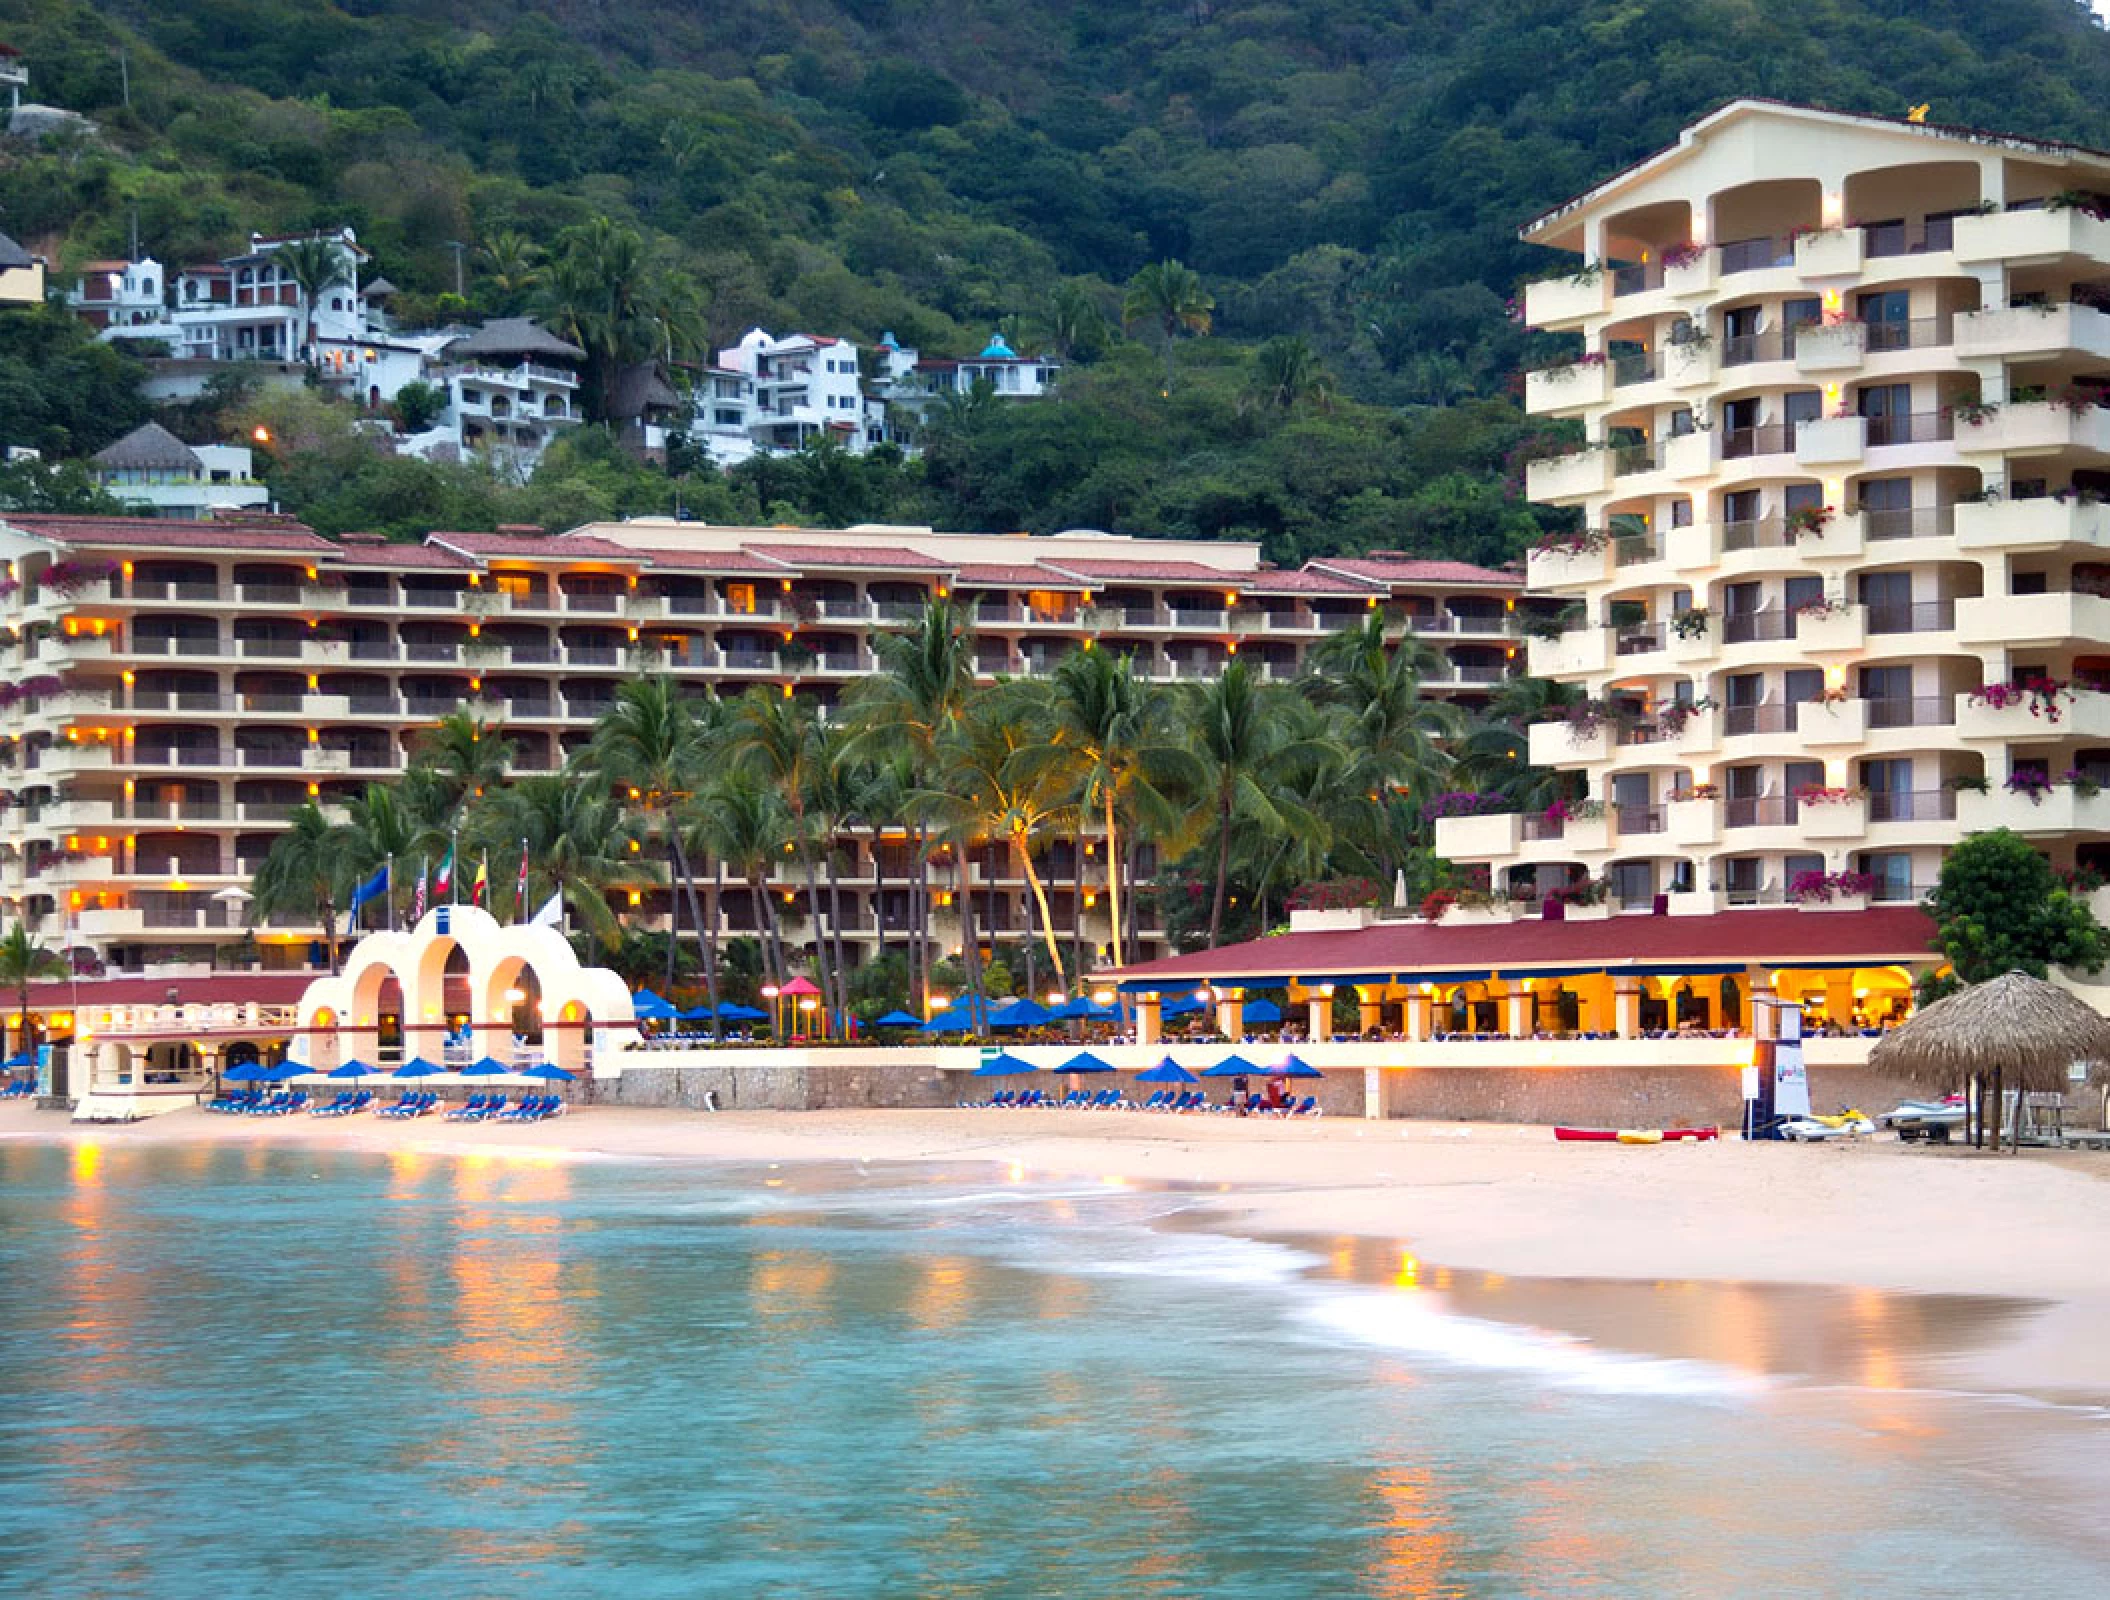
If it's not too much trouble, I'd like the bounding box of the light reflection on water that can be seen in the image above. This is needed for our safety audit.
[0,1142,2105,1599]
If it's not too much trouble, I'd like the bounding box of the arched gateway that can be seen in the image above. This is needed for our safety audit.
[295,905,638,1076]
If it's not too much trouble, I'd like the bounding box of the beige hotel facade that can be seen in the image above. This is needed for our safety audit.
[1437,99,2110,925]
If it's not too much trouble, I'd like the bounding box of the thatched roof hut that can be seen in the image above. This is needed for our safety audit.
[1869,971,2110,1148]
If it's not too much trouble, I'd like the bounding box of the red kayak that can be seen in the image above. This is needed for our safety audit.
[1555,1125,1720,1143]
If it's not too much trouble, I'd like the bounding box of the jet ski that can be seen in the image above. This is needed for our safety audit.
[1777,1108,1876,1141]
[1877,1097,1967,1143]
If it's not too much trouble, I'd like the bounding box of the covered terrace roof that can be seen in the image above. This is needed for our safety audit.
[1106,907,1938,989]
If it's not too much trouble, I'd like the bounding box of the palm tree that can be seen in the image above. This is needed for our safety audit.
[844,598,980,1010]
[1040,280,1110,361]
[478,230,544,312]
[1302,615,1463,879]
[412,710,515,816]
[1182,659,1328,947]
[0,921,64,1060]
[1454,676,1585,813]
[1248,335,1333,412]
[536,216,655,422]
[688,771,794,991]
[339,782,441,930]
[1121,258,1213,393]
[725,689,840,1020]
[249,802,356,971]
[273,236,351,367]
[477,772,646,946]
[587,677,722,1025]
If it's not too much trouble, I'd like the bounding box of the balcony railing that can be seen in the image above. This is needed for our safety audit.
[1614,624,1665,657]
[1721,517,1792,553]
[1721,328,1802,367]
[1864,599,1956,635]
[1611,351,1658,387]
[1611,440,1661,476]
[1863,695,1956,729]
[1722,422,1794,459]
[1612,532,1662,566]
[1520,814,1567,842]
[1866,787,1957,822]
[1611,263,1660,297]
[1719,236,1790,275]
[1721,610,1797,645]
[1864,410,1953,447]
[1615,805,1666,835]
[1723,704,1798,737]
[1861,505,1956,542]
[1863,216,1955,257]
[1862,314,1953,352]
[1724,795,1798,828]
[1869,878,1936,904]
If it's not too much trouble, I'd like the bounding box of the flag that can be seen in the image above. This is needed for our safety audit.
[410,859,428,921]
[434,846,454,900]
[529,890,563,928]
[515,839,531,921]
[472,852,489,907]
[343,863,388,936]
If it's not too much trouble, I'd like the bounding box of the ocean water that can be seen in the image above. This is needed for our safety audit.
[0,1140,2102,1598]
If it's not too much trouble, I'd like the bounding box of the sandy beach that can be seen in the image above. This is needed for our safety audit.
[8,1099,2109,1404]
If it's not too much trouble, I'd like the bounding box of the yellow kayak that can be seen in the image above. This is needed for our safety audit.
[1615,1129,1665,1145]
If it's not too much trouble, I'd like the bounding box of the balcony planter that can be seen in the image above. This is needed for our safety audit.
[1524,271,1611,327]
[1796,605,1865,654]
[1525,537,1612,590]
[1444,901,1521,927]
[1528,719,1612,768]
[1525,360,1612,413]
[1663,251,1716,298]
[1795,414,1866,467]
[1664,430,1717,480]
[1667,615,1720,667]
[1667,888,1729,917]
[1800,697,1868,746]
[1526,448,1614,502]
[1558,901,1612,922]
[1664,340,1716,389]
[1432,810,1522,861]
[1799,795,1868,840]
[1802,892,1871,914]
[1793,321,1867,373]
[1803,510,1867,559]
[1794,228,1864,278]
[1667,797,1722,848]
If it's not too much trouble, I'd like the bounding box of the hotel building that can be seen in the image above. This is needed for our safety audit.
[1437,99,2110,924]
[0,512,1528,982]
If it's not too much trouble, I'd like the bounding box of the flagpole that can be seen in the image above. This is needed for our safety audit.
[451,826,460,906]
[386,854,395,933]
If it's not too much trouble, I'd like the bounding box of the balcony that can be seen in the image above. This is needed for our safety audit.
[1666,796,1721,848]
[1528,719,1611,768]
[1865,787,1957,826]
[1955,685,2110,744]
[1864,598,1957,638]
[1794,227,1865,278]
[1863,695,1956,733]
[1796,606,1865,654]
[1953,401,2110,457]
[1953,205,2110,265]
[1954,302,2110,363]
[1799,697,1868,747]
[1795,415,1865,468]
[1663,340,1716,390]
[1525,628,1611,678]
[1432,811,1521,861]
[1524,360,1612,413]
[1524,272,1611,327]
[1792,322,1866,373]
[1663,430,1716,480]
[1853,505,1953,548]
[1526,448,1613,501]
[1955,589,2110,648]
[1799,795,1868,840]
[1957,784,2110,835]
[1955,496,2110,554]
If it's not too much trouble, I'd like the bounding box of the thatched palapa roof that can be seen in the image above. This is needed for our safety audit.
[445,317,584,363]
[1869,970,2110,1093]
[91,422,201,473]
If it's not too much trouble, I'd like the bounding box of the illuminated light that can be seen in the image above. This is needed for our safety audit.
[1225,642,1237,655]
[1195,986,1214,1003]
[1318,983,1336,997]
[306,783,319,796]
[1047,991,1065,1007]
[628,839,640,853]
[1224,591,1238,606]
[121,670,134,685]
[252,426,272,445]
[469,677,480,692]
[930,994,949,1010]
[121,561,134,578]
[468,623,480,638]
[627,889,641,907]
[1091,989,1113,1007]
[761,984,780,1000]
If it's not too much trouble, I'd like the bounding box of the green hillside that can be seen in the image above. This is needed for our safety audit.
[4,0,2110,554]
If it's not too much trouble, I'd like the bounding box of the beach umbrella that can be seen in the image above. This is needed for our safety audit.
[633,993,680,1021]
[917,997,992,1032]
[634,987,671,1009]
[679,1005,716,1021]
[264,1060,308,1082]
[988,997,1054,1028]
[1200,1054,1266,1079]
[1057,1052,1115,1074]
[1870,970,2110,1151]
[520,1062,576,1081]
[1134,1057,1199,1084]
[1273,1055,1326,1080]
[327,1059,374,1080]
[393,1057,445,1079]
[971,1052,1040,1077]
[873,1009,921,1027]
[460,1057,511,1077]
[224,1060,269,1082]
[779,975,822,998]
[716,1003,768,1023]
[1159,995,1205,1019]
[1241,999,1283,1025]
[4,1049,38,1069]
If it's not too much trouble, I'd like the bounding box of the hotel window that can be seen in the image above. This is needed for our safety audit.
[495,573,536,602]
[1857,853,1915,902]
[725,583,757,615]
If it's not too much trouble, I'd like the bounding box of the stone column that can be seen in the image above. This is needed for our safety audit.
[1216,996,1244,1040]
[1137,993,1161,1047]
[1356,990,1382,1037]
[1504,988,1533,1040]
[1306,991,1331,1043]
[1364,1066,1383,1121]
[1404,991,1432,1042]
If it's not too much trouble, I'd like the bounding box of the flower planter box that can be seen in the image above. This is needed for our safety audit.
[1796,608,1865,654]
[1795,228,1864,278]
[1524,272,1611,327]
[1801,892,1871,914]
[1433,811,1522,861]
[1557,902,1612,922]
[1799,699,1868,746]
[1525,362,1612,414]
[1795,415,1867,467]
[1800,798,1869,840]
[1667,798,1722,848]
[1664,341,1716,389]
[1793,322,1868,373]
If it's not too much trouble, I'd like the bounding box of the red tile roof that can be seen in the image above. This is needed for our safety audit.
[1044,557,1246,584]
[746,543,952,571]
[1241,568,1383,596]
[634,547,792,574]
[1108,906,1938,985]
[326,543,470,570]
[4,514,334,552]
[426,532,637,562]
[1310,556,1524,588]
[953,562,1085,589]
[28,973,314,1008]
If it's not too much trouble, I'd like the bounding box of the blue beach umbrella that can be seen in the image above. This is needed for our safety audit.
[1057,1052,1116,1074]
[327,1059,374,1080]
[224,1060,269,1082]
[1158,995,1206,1019]
[987,998,1054,1028]
[393,1057,444,1079]
[5,1049,39,1069]
[1241,999,1284,1025]
[873,1009,921,1027]
[1134,1057,1199,1085]
[971,1052,1039,1077]
[1200,1054,1265,1079]
[633,993,679,1021]
[679,1005,715,1021]
[716,1003,768,1023]
[264,1060,309,1082]
[521,1063,576,1081]
[460,1057,511,1077]
[1273,1055,1326,1080]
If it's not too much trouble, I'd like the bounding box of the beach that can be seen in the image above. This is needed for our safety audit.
[9,1098,2108,1406]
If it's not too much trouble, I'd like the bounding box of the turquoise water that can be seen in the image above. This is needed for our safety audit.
[0,1140,2103,1598]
